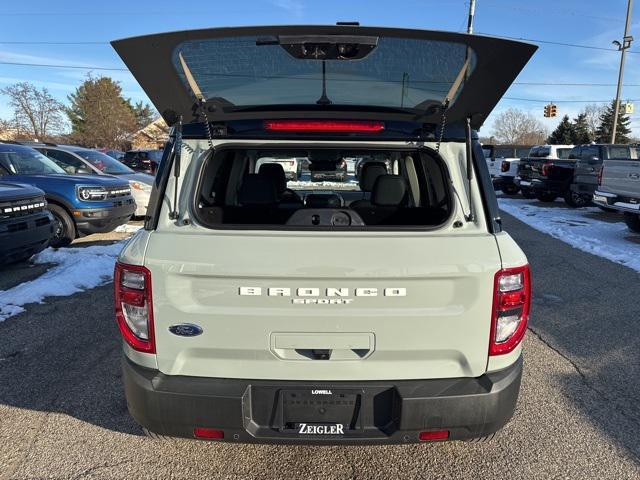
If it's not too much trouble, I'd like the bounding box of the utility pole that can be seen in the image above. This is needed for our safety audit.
[467,0,477,34]
[611,0,634,143]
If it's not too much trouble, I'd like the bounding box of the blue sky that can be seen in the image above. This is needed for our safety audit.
[1,0,638,136]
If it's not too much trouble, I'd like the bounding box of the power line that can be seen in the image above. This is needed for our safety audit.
[503,97,639,104]
[0,60,127,71]
[0,35,638,54]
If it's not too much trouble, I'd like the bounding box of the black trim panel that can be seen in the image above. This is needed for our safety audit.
[122,354,522,444]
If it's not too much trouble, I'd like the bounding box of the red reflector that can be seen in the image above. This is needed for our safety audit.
[419,430,450,441]
[193,427,224,440]
[264,120,385,132]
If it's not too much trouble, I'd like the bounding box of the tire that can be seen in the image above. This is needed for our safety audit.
[563,190,591,208]
[624,212,640,233]
[502,184,519,196]
[535,192,557,202]
[520,187,536,199]
[48,204,76,248]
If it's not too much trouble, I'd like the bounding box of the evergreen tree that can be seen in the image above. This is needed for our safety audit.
[595,100,631,143]
[547,115,576,144]
[129,101,156,130]
[572,113,592,144]
[67,75,137,149]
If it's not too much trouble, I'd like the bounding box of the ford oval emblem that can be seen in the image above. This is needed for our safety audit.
[168,324,203,337]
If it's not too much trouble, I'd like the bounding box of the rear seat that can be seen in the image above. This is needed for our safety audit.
[350,162,387,208]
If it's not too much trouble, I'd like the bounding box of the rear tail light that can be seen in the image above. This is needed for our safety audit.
[419,430,450,441]
[490,265,531,356]
[541,162,553,176]
[114,262,155,353]
[193,427,224,440]
[501,160,510,173]
[597,166,604,186]
[264,120,385,132]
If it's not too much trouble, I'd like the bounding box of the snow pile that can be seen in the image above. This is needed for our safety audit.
[115,224,143,233]
[499,198,640,272]
[0,242,125,321]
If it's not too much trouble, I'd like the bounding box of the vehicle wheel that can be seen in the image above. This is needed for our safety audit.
[142,427,173,441]
[464,432,497,443]
[563,190,591,208]
[624,213,640,233]
[535,192,557,202]
[48,204,76,248]
[502,184,519,196]
[520,188,536,199]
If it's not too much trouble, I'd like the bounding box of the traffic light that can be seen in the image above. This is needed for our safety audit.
[544,103,557,118]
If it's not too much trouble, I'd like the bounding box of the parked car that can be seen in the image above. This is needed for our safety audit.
[0,143,135,247]
[0,182,53,265]
[122,149,163,174]
[515,152,577,203]
[31,144,154,218]
[482,145,531,195]
[112,24,536,444]
[568,144,639,208]
[593,155,640,232]
[97,148,125,160]
[309,154,348,182]
[255,157,302,180]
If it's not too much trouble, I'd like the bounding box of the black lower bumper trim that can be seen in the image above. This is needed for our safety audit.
[0,211,53,264]
[122,354,523,444]
[75,202,135,234]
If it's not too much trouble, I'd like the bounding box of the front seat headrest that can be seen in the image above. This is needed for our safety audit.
[258,163,287,194]
[238,175,277,206]
[371,175,408,206]
[359,162,388,192]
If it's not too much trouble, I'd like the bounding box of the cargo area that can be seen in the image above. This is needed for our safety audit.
[193,147,453,229]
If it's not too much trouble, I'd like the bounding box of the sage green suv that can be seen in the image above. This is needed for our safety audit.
[112,25,535,444]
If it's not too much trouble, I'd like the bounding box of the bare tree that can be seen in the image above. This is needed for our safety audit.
[583,104,605,141]
[1,82,66,140]
[492,108,548,145]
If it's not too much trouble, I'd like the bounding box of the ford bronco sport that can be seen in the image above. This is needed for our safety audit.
[113,25,535,444]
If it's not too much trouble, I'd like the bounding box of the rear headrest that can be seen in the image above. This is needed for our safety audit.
[238,175,277,206]
[371,175,408,206]
[305,193,342,208]
[359,162,388,192]
[258,163,287,194]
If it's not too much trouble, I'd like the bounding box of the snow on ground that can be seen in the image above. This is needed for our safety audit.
[288,179,359,190]
[115,224,143,233]
[0,242,125,321]
[499,198,640,273]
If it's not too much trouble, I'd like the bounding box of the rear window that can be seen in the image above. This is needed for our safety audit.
[608,146,631,159]
[74,150,134,175]
[173,36,477,111]
[193,147,452,230]
[557,148,572,159]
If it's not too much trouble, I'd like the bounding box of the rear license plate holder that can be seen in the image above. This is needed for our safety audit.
[279,389,363,434]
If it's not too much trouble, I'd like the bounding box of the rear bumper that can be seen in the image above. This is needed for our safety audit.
[593,190,640,214]
[75,201,135,234]
[0,211,53,264]
[493,176,515,189]
[570,182,597,195]
[122,354,523,444]
[515,177,565,194]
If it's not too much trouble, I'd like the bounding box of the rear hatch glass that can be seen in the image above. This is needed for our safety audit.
[112,26,537,128]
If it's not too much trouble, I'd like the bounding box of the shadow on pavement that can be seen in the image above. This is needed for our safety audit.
[501,211,640,462]
[0,283,141,436]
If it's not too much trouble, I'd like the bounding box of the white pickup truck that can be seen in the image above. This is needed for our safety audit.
[593,148,640,232]
[482,145,532,195]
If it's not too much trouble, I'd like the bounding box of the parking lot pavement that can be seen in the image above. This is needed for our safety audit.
[1,213,639,479]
